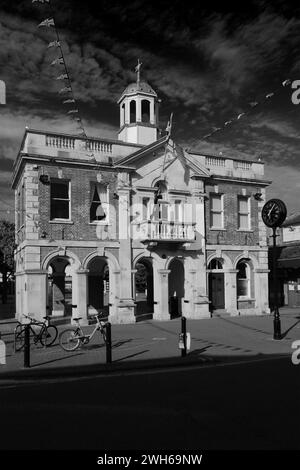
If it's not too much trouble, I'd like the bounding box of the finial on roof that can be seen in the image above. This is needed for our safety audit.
[135,59,142,86]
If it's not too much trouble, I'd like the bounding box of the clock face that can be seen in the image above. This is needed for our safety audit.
[261,199,287,227]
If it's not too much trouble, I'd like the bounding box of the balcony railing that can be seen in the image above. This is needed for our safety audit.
[45,134,113,153]
[133,220,196,242]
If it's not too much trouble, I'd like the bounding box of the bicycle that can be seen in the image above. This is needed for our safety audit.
[14,314,58,352]
[59,313,107,351]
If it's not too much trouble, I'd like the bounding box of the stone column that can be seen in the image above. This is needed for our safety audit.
[15,272,25,321]
[136,96,141,122]
[23,269,48,321]
[125,98,130,124]
[224,269,239,316]
[72,269,89,325]
[182,268,194,318]
[153,269,171,320]
[51,273,65,317]
[193,254,210,318]
[254,268,270,315]
[115,184,135,323]
[108,269,120,322]
[150,100,155,124]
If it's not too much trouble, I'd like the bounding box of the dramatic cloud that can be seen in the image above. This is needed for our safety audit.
[1,1,300,218]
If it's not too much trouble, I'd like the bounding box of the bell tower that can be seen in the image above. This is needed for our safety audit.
[118,60,159,145]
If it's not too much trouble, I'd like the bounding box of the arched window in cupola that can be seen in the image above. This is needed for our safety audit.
[141,99,150,123]
[121,103,125,126]
[130,100,136,123]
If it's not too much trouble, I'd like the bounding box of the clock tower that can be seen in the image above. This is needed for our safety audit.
[118,60,160,145]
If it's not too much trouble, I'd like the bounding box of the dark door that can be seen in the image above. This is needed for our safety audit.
[209,273,225,310]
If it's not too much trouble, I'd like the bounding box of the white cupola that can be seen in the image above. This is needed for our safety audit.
[118,60,160,145]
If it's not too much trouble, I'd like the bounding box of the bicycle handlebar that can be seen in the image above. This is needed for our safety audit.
[22,314,46,325]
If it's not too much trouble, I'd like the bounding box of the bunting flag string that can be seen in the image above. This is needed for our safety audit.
[202,78,293,140]
[32,0,87,138]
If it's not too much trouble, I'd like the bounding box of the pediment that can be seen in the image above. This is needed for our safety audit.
[115,137,210,185]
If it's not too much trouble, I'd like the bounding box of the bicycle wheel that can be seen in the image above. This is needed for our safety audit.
[14,323,23,336]
[15,328,26,351]
[40,325,58,347]
[59,329,81,351]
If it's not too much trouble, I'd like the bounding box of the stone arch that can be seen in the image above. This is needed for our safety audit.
[82,250,120,272]
[165,255,184,270]
[41,248,81,271]
[234,252,259,270]
[133,250,162,268]
[43,250,81,317]
[206,252,233,270]
[82,250,120,317]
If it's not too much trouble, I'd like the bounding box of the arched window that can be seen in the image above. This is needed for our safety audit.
[237,259,251,298]
[208,258,223,270]
[141,99,150,123]
[130,100,136,123]
[153,181,168,220]
[121,103,125,126]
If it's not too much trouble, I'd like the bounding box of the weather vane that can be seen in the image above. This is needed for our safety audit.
[135,59,142,86]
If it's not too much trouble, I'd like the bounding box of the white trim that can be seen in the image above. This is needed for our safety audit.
[50,178,71,221]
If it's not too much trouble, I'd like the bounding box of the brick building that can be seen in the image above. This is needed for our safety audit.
[12,75,271,324]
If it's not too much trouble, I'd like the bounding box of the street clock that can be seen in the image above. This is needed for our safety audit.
[261,198,287,228]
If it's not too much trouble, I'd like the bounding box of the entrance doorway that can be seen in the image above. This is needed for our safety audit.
[135,258,154,320]
[208,258,225,311]
[87,257,109,318]
[48,257,72,317]
[168,258,184,318]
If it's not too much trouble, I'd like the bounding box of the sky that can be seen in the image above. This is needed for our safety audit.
[1,0,300,222]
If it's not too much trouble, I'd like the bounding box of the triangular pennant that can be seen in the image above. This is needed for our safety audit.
[56,74,68,80]
[59,86,72,94]
[38,18,55,28]
[63,99,75,104]
[48,40,61,48]
[51,57,64,66]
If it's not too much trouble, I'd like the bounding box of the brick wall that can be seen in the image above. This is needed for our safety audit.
[37,163,119,242]
[205,180,260,246]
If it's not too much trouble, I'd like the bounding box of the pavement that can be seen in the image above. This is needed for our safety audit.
[0,307,299,382]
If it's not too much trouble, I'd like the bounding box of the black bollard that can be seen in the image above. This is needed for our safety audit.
[181,316,187,357]
[24,324,30,368]
[106,322,112,364]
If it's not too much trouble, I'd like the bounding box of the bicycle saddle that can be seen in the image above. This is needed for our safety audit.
[43,316,51,320]
[73,317,82,321]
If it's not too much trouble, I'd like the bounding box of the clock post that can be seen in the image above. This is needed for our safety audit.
[261,199,287,340]
[271,226,281,339]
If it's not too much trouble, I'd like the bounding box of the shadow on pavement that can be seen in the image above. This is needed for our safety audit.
[30,352,84,368]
